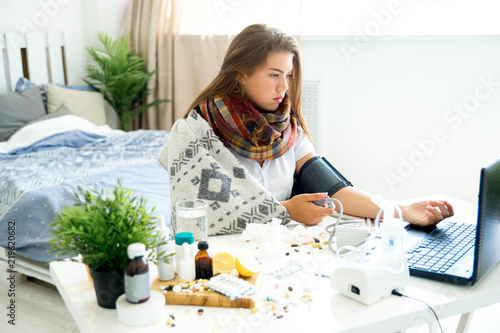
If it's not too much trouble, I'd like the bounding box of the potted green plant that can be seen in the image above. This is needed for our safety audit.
[83,31,168,131]
[48,179,173,309]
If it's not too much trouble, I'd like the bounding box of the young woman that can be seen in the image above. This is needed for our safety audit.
[164,24,453,228]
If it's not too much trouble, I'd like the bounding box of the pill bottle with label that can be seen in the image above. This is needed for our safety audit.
[124,243,150,304]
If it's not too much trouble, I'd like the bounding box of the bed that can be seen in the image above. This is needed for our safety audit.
[0,32,171,283]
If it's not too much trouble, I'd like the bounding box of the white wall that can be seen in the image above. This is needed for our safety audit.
[2,1,499,205]
[298,0,500,36]
[0,0,129,84]
[300,35,500,204]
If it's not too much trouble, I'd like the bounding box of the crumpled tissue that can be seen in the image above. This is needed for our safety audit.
[240,219,323,258]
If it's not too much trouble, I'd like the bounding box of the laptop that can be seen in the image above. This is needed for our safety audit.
[405,157,500,285]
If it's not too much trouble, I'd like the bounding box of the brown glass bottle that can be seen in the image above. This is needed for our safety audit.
[195,241,213,279]
[124,243,150,303]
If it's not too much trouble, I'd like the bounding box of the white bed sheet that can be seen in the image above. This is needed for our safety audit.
[0,115,123,153]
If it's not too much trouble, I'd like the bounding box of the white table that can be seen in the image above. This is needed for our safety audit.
[50,196,500,333]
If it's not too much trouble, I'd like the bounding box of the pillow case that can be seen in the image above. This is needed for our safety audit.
[46,84,106,126]
[23,104,73,127]
[0,86,46,141]
[15,77,96,111]
[15,78,48,110]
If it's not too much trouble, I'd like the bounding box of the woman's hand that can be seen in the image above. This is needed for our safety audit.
[400,200,454,227]
[281,193,335,225]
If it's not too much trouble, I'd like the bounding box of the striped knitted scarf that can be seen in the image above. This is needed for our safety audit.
[199,92,297,160]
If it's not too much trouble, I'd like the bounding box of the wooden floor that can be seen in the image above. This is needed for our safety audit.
[1,274,78,333]
[1,276,500,333]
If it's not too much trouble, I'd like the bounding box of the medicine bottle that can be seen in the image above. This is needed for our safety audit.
[157,216,175,281]
[195,240,213,279]
[174,232,195,271]
[124,243,150,304]
[177,242,196,281]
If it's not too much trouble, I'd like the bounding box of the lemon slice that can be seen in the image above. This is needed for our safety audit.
[235,255,261,277]
[212,252,236,274]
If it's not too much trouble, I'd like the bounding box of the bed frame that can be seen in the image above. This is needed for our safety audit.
[1,32,69,283]
[0,32,68,94]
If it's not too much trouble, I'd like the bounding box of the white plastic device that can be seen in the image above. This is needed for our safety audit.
[330,254,409,305]
[330,195,409,305]
[371,194,403,250]
[335,225,371,249]
[324,197,371,254]
[116,290,165,326]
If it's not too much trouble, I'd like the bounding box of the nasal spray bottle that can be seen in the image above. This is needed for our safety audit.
[330,195,409,305]
[157,215,175,281]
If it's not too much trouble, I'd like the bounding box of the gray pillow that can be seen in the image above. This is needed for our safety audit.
[23,104,72,127]
[0,86,46,141]
[15,77,96,111]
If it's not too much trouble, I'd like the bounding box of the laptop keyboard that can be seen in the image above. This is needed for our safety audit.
[406,221,476,273]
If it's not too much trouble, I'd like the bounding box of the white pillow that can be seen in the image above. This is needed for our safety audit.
[46,84,107,125]
[1,115,120,153]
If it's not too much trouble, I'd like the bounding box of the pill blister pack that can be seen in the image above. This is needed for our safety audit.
[205,274,256,301]
[267,259,303,279]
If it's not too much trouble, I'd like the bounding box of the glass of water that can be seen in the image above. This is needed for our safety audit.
[173,200,208,241]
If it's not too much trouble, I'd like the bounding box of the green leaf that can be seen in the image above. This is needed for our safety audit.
[47,178,164,270]
[84,31,169,131]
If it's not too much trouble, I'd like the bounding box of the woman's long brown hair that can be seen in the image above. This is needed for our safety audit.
[183,24,311,140]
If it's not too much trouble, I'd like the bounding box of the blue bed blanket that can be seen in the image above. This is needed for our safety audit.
[0,129,171,262]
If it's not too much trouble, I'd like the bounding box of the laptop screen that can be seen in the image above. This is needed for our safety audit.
[471,157,500,285]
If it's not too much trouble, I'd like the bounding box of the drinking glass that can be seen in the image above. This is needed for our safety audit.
[173,200,208,242]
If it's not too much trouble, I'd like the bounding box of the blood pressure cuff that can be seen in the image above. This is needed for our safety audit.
[292,156,353,197]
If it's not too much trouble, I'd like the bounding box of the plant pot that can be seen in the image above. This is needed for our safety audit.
[88,267,124,309]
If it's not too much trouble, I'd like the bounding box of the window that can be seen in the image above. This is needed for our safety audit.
[176,0,500,36]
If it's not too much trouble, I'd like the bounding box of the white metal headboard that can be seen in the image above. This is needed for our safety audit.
[0,32,67,94]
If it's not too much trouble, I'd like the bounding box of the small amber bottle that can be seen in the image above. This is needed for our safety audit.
[124,243,150,303]
[195,241,213,279]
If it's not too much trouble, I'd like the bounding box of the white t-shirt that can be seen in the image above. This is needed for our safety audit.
[229,128,315,202]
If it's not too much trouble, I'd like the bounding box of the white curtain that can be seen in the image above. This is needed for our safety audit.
[125,0,177,130]
[125,0,304,130]
[176,0,304,36]
[124,0,500,130]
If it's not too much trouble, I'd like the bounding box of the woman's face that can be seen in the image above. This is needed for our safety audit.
[238,51,294,112]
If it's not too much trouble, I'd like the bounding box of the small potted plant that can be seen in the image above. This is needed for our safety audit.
[48,179,173,309]
[83,31,168,131]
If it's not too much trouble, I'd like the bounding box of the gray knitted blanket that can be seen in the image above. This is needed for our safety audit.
[158,110,290,236]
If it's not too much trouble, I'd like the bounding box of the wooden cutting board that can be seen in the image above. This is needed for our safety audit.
[151,269,262,308]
